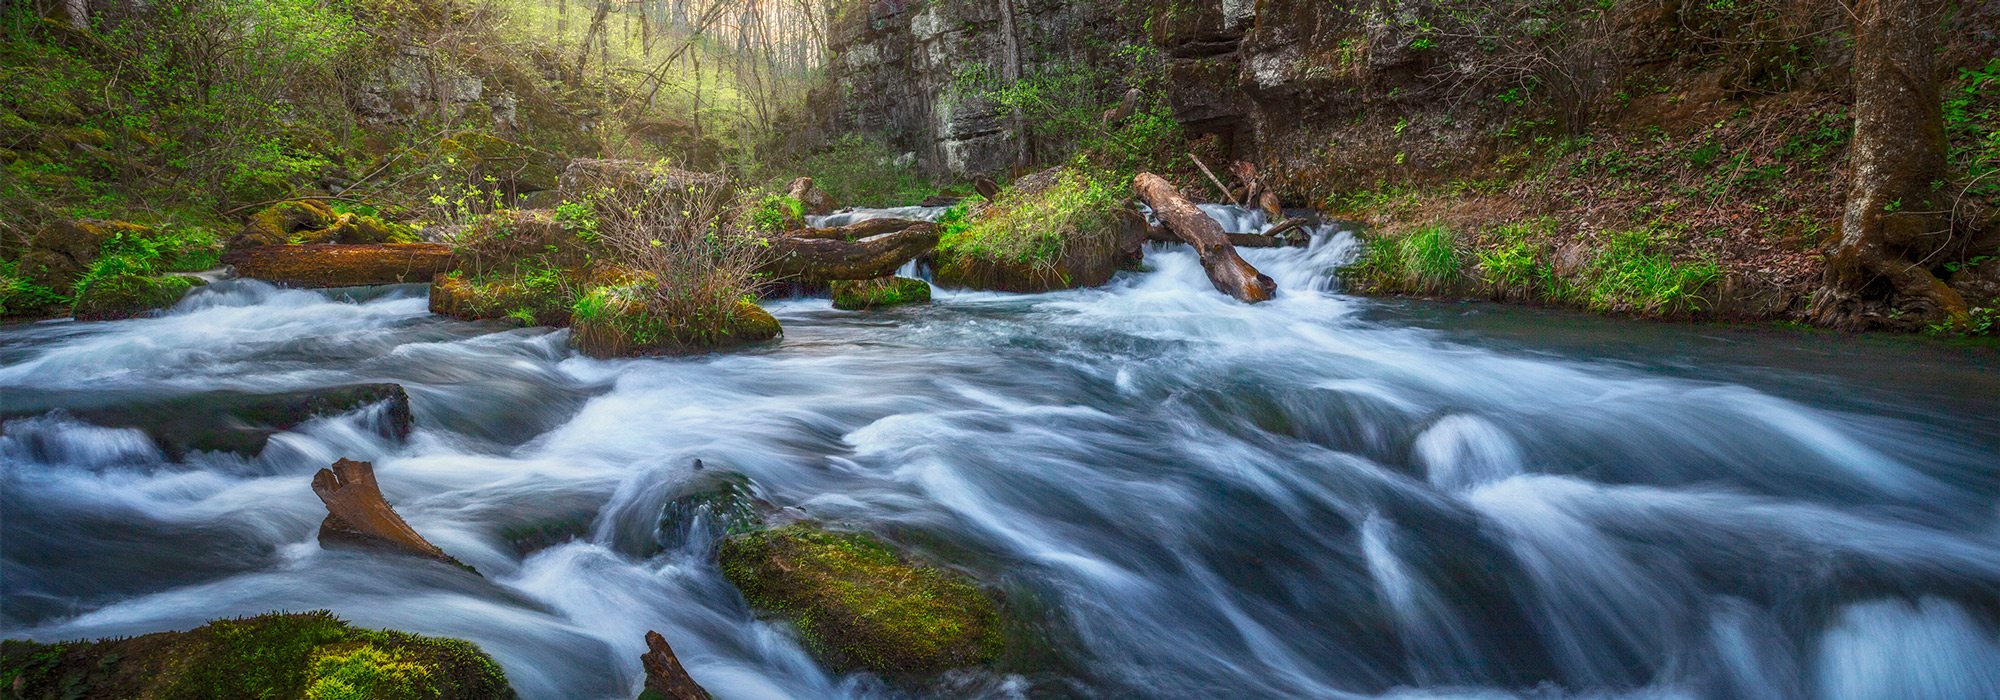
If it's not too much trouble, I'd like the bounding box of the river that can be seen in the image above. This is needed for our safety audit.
[3,214,1999,699]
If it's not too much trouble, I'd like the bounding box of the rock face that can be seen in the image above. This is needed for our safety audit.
[831,276,931,310]
[718,524,1003,676]
[0,612,512,699]
[225,244,453,288]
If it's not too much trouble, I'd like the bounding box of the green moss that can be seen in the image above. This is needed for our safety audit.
[934,169,1125,292]
[70,274,202,320]
[719,524,1003,675]
[831,276,931,310]
[1,612,510,700]
[0,259,66,318]
[430,268,578,327]
[570,283,780,357]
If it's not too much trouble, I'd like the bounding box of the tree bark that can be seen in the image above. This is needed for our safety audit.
[574,1,613,85]
[1134,173,1277,302]
[639,630,712,700]
[1811,0,1967,327]
[313,459,459,567]
[760,224,939,283]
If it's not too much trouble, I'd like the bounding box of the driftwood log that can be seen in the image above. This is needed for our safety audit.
[1230,161,1286,223]
[1134,173,1276,303]
[312,458,461,567]
[639,631,711,700]
[761,222,939,283]
[225,244,453,288]
[974,176,1002,202]
[786,218,929,241]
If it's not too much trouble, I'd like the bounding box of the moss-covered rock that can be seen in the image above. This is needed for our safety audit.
[0,611,512,700]
[570,285,781,357]
[831,276,931,310]
[718,524,1003,676]
[70,273,202,320]
[653,470,770,553]
[233,201,419,249]
[932,168,1127,293]
[430,270,579,327]
[18,219,150,295]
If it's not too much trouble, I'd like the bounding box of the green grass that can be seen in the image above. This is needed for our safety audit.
[780,133,940,207]
[1580,227,1720,314]
[1347,223,1465,294]
[936,169,1123,269]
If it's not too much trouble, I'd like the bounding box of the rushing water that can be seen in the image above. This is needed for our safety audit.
[4,210,1999,699]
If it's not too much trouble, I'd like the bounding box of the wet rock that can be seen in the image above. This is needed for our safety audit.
[653,470,771,552]
[224,243,453,288]
[4,383,413,459]
[832,276,931,310]
[719,523,1003,676]
[638,631,711,700]
[70,273,204,320]
[0,611,512,699]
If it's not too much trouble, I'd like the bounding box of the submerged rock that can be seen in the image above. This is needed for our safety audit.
[0,611,512,699]
[719,523,1003,676]
[224,243,453,288]
[831,276,931,310]
[4,383,413,458]
[653,469,771,553]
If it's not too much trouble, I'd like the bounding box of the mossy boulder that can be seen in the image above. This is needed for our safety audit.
[653,470,770,553]
[718,524,1004,676]
[933,168,1127,293]
[18,219,150,295]
[831,276,930,310]
[233,201,419,249]
[70,273,203,320]
[429,271,577,327]
[570,287,780,358]
[0,611,512,700]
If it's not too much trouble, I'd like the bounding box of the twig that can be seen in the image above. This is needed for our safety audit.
[1189,154,1240,206]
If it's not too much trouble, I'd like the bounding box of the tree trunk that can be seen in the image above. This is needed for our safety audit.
[1134,173,1277,302]
[313,458,461,567]
[573,0,612,85]
[760,224,940,283]
[223,244,455,288]
[1812,0,1967,327]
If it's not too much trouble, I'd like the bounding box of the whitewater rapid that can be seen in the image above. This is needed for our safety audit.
[3,215,1998,699]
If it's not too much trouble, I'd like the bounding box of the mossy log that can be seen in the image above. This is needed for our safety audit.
[313,458,465,569]
[1134,173,1277,302]
[761,223,939,284]
[638,631,711,700]
[0,611,512,700]
[785,218,930,241]
[225,244,453,288]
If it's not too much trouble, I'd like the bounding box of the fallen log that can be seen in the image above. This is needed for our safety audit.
[1230,161,1285,223]
[1134,173,1276,302]
[225,244,453,288]
[974,176,1002,202]
[639,630,712,700]
[1137,216,1307,249]
[786,217,929,241]
[760,223,940,283]
[313,458,464,569]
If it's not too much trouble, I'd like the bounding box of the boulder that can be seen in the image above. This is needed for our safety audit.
[18,219,148,295]
[71,274,203,320]
[718,524,1003,675]
[225,244,453,288]
[831,276,931,310]
[786,176,839,215]
[934,168,1130,293]
[429,271,576,327]
[0,612,511,699]
[570,292,781,358]
[232,201,416,249]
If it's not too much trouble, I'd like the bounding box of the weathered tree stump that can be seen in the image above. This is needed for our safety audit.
[1134,173,1277,303]
[639,630,711,700]
[312,458,462,568]
[974,176,1002,202]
